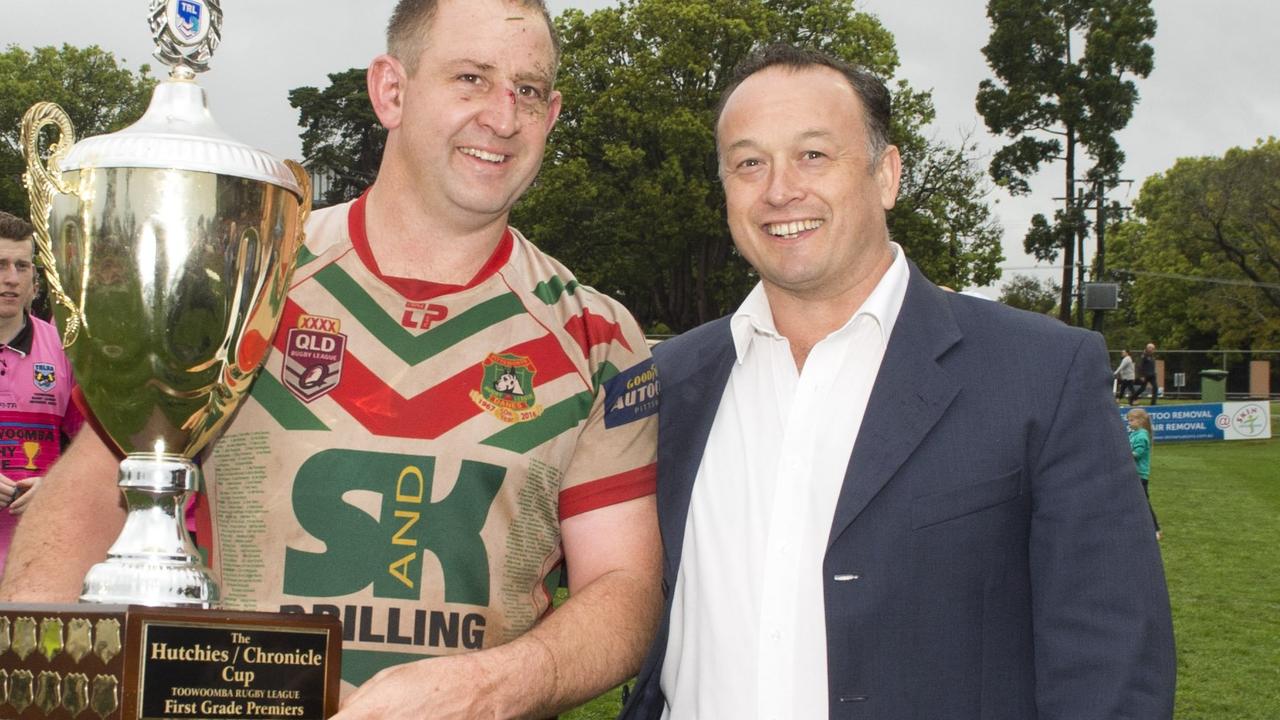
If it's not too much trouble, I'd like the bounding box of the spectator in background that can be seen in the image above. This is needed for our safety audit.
[0,210,84,573]
[1126,407,1161,540]
[1130,342,1159,405]
[1113,348,1135,401]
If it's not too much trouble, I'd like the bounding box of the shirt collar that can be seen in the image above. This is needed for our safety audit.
[729,242,909,363]
[0,311,33,356]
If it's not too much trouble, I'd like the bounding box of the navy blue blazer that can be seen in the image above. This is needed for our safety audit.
[622,264,1175,720]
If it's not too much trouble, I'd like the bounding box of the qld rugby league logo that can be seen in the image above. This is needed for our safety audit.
[470,353,543,423]
[284,314,347,402]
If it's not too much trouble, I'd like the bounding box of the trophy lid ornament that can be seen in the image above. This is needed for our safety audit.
[57,0,300,195]
[149,0,222,75]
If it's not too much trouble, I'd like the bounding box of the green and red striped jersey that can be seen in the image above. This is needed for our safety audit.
[203,193,658,688]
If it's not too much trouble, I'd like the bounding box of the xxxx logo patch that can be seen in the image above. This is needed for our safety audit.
[283,314,347,403]
[469,353,543,423]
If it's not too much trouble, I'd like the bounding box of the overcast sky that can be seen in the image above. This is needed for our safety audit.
[4,0,1277,295]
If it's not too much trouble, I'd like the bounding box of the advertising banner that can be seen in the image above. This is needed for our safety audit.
[1118,401,1273,442]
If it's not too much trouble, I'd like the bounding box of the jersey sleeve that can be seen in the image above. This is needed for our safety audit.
[557,297,658,521]
[61,365,86,440]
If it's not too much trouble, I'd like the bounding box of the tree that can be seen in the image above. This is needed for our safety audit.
[0,44,155,215]
[289,68,386,207]
[515,0,1002,331]
[976,0,1155,324]
[1107,139,1280,349]
[999,273,1060,315]
[890,132,1004,296]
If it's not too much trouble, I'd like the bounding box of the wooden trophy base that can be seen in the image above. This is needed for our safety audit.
[0,604,341,720]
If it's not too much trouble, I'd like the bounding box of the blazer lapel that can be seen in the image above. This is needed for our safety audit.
[656,321,736,578]
[827,266,962,550]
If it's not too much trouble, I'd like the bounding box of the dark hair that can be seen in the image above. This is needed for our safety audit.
[387,0,561,76]
[0,211,35,247]
[716,43,892,159]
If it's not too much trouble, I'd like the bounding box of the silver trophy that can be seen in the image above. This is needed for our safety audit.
[21,0,309,608]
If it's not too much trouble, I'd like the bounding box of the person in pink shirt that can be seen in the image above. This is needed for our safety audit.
[0,211,84,572]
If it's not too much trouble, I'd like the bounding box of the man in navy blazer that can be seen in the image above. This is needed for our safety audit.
[621,44,1174,720]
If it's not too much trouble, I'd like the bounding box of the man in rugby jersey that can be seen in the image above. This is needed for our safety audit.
[0,1,662,717]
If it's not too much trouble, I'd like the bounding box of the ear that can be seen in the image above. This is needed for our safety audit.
[367,54,409,131]
[875,144,902,210]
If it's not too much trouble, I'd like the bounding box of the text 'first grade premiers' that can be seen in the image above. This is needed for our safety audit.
[140,623,331,719]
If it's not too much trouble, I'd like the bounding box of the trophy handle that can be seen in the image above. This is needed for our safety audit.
[230,161,309,376]
[285,159,313,248]
[20,102,85,347]
[178,163,311,454]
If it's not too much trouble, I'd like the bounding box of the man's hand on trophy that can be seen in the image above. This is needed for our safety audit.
[8,477,40,514]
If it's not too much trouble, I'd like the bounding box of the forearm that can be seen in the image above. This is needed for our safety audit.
[335,496,664,720]
[0,430,125,600]
[484,563,663,718]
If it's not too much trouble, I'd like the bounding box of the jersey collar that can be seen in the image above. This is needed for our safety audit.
[347,189,514,302]
[0,311,33,356]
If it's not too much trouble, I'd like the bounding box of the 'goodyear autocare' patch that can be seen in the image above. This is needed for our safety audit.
[603,359,659,428]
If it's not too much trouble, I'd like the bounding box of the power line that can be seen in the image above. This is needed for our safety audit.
[1111,268,1280,290]
[1001,267,1280,291]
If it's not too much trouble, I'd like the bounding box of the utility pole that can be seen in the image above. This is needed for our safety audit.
[1089,179,1133,332]
[1075,187,1087,327]
[1091,180,1108,332]
[1056,178,1132,329]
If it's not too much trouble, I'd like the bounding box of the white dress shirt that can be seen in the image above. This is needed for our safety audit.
[660,245,908,720]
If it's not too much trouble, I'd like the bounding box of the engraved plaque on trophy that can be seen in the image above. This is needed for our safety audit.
[5,1,342,717]
[0,605,340,720]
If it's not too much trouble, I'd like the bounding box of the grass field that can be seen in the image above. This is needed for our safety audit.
[564,434,1280,719]
[1156,438,1280,718]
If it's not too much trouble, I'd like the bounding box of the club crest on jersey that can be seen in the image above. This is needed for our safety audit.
[284,314,347,403]
[470,353,543,423]
[32,363,55,392]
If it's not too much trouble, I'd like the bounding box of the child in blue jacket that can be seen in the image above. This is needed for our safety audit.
[1127,407,1161,540]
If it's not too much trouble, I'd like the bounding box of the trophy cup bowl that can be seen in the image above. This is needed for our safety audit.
[19,18,307,609]
[0,6,341,718]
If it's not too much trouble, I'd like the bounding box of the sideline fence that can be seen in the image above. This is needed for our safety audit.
[1110,349,1279,401]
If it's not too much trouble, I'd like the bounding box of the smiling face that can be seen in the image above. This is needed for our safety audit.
[0,237,35,322]
[375,0,562,228]
[717,65,900,305]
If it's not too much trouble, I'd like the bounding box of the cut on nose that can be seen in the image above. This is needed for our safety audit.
[479,89,521,137]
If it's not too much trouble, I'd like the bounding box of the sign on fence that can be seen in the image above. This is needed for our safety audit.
[1119,401,1273,442]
